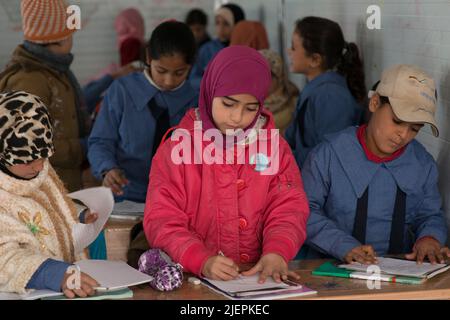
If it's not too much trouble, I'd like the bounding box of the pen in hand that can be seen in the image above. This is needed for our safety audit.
[218,250,240,274]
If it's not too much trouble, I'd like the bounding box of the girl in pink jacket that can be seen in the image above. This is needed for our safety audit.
[144,46,309,283]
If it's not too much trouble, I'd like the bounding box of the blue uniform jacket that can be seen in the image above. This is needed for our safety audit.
[301,127,448,260]
[88,72,198,202]
[188,39,225,91]
[285,71,362,168]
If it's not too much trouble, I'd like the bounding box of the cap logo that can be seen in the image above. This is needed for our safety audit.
[417,107,433,115]
[409,76,427,83]
[420,91,436,104]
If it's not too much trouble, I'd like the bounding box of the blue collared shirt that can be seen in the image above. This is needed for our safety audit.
[88,72,198,202]
[285,71,362,168]
[301,127,448,260]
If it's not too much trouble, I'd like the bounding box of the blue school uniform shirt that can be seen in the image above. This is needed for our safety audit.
[88,72,198,203]
[285,71,362,168]
[188,39,226,91]
[301,127,448,260]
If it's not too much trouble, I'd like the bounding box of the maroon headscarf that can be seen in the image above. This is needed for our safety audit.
[199,45,272,131]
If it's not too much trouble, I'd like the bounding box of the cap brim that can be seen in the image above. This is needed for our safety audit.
[389,97,439,137]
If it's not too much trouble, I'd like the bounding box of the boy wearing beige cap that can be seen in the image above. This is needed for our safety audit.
[0,0,90,192]
[300,64,450,264]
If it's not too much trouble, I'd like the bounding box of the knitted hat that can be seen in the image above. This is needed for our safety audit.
[0,91,54,166]
[21,0,76,44]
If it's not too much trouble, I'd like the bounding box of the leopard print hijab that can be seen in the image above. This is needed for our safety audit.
[0,91,54,166]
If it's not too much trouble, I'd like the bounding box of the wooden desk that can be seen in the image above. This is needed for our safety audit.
[104,218,141,261]
[131,259,450,300]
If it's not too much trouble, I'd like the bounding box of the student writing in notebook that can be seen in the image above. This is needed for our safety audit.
[0,91,99,298]
[144,46,310,284]
[300,65,449,265]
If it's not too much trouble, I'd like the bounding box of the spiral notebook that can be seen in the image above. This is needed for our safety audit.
[201,274,317,300]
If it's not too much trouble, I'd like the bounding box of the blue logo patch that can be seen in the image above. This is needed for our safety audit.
[250,153,270,172]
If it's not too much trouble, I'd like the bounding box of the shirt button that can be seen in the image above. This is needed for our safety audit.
[240,254,250,263]
[239,218,248,230]
[236,179,246,191]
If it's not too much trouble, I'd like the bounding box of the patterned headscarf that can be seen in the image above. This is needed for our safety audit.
[0,91,54,166]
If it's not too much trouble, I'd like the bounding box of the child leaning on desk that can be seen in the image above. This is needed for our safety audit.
[143,46,310,284]
[0,91,99,298]
[300,64,450,265]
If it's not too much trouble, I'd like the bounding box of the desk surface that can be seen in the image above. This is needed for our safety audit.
[131,259,450,300]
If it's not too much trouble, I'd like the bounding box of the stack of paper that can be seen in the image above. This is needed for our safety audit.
[111,200,145,220]
[338,257,450,280]
[42,288,133,300]
[0,260,152,300]
[201,274,317,300]
[313,261,424,284]
[314,257,450,284]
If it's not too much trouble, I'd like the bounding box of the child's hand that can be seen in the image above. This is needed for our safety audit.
[202,256,240,281]
[241,253,300,284]
[441,247,450,259]
[405,237,446,264]
[344,245,378,265]
[61,270,99,299]
[83,210,98,224]
[103,168,129,196]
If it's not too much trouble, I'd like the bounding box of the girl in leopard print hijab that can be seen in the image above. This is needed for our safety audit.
[0,91,99,298]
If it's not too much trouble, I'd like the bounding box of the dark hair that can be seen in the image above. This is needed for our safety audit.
[146,20,197,65]
[222,3,246,24]
[185,8,208,26]
[371,81,390,106]
[295,16,366,104]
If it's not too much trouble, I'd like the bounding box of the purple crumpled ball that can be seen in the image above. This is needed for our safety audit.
[138,249,183,292]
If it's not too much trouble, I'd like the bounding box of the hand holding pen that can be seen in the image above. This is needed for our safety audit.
[201,250,240,281]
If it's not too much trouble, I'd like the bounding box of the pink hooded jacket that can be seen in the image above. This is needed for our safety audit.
[143,46,309,276]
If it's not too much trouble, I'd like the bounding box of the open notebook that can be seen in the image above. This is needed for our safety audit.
[0,260,152,300]
[111,200,145,220]
[201,274,317,300]
[338,257,450,279]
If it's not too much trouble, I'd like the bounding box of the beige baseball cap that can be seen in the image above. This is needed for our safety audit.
[371,64,439,137]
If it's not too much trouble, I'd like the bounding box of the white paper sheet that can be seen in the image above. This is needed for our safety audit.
[339,257,450,278]
[68,187,114,254]
[203,274,294,294]
[75,260,153,291]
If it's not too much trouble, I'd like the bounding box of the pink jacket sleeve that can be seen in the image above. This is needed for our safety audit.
[261,141,310,262]
[143,141,213,276]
